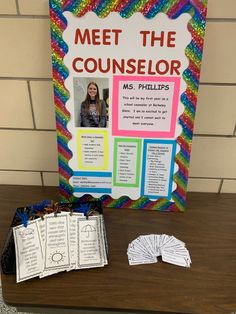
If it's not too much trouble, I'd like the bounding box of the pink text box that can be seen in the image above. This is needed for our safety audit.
[112,75,180,138]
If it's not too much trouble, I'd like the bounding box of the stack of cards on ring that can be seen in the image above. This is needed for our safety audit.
[12,201,108,283]
[127,234,191,267]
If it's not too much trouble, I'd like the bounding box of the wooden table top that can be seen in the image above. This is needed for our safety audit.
[1,185,236,314]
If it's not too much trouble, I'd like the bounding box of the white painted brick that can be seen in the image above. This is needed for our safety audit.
[201,22,236,83]
[0,18,52,78]
[187,178,220,193]
[189,137,236,178]
[0,0,17,14]
[0,171,42,185]
[18,0,49,15]
[30,81,56,129]
[0,80,33,128]
[207,0,236,18]
[43,172,59,186]
[194,85,236,135]
[0,130,58,171]
[221,180,236,193]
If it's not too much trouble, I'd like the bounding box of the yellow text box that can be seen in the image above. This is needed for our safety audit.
[78,130,108,170]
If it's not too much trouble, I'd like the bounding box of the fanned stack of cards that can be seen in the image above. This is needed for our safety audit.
[13,210,108,283]
[127,234,191,267]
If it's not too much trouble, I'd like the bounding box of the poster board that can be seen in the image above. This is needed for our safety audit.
[50,0,208,211]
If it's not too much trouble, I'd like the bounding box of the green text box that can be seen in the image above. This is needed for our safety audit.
[113,138,142,187]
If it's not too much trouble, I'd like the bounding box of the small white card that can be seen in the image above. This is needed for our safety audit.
[98,215,108,265]
[13,219,43,283]
[127,234,191,268]
[44,212,70,272]
[77,216,104,269]
[68,212,84,270]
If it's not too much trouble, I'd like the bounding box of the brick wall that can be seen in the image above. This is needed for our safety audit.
[0,0,236,193]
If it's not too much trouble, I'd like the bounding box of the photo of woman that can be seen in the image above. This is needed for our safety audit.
[80,82,107,128]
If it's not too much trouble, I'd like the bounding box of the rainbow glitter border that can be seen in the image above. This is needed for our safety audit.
[49,0,208,211]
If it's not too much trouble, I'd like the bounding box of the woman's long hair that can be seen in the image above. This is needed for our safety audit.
[84,82,101,115]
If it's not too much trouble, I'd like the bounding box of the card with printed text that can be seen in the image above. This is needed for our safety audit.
[13,211,108,282]
[127,234,191,267]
